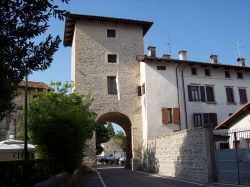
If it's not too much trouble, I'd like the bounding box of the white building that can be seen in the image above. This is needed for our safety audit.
[138,48,250,140]
[214,101,250,149]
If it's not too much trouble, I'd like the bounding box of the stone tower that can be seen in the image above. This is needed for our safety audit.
[64,14,152,170]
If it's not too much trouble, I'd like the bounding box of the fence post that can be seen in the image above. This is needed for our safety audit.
[204,126,217,183]
[234,132,241,185]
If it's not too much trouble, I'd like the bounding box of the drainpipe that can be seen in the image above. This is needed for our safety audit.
[181,64,188,129]
[175,62,181,130]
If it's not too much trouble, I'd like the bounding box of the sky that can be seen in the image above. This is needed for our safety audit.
[30,0,250,132]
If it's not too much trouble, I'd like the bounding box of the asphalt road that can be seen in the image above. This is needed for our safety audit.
[97,165,240,187]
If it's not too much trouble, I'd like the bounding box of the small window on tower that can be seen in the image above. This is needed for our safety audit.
[204,69,211,76]
[107,29,116,38]
[157,66,166,70]
[191,68,197,75]
[108,54,117,63]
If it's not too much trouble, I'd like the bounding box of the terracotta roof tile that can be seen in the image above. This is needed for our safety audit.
[18,81,51,90]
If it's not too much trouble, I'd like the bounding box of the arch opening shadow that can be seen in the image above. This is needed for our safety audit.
[97,112,132,169]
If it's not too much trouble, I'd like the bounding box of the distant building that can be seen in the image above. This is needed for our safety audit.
[101,137,125,158]
[0,139,35,161]
[214,101,250,149]
[0,81,51,140]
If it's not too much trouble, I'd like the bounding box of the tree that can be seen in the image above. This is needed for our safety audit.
[0,0,69,119]
[28,82,96,173]
[107,122,115,138]
[95,124,110,155]
[114,130,125,140]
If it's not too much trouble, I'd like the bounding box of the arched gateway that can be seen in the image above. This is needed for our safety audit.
[63,14,153,170]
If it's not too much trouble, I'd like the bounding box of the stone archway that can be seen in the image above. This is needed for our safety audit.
[97,112,132,169]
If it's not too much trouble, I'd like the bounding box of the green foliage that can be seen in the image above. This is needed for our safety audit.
[0,0,69,119]
[28,82,96,173]
[95,124,111,155]
[107,122,115,138]
[114,130,125,140]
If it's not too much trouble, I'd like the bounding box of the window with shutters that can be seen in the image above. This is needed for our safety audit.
[193,114,202,127]
[205,86,215,102]
[107,54,117,63]
[162,107,180,124]
[188,85,205,102]
[226,87,235,103]
[239,88,248,104]
[107,76,117,94]
[107,29,116,38]
[193,113,217,128]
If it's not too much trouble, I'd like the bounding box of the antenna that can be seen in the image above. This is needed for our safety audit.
[165,34,172,55]
[232,41,245,59]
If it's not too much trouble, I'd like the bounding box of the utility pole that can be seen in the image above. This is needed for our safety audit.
[24,71,29,186]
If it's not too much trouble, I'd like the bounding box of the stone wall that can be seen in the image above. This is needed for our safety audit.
[143,127,214,182]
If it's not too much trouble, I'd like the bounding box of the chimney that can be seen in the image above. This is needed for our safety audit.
[237,58,245,67]
[178,50,187,60]
[163,54,171,59]
[210,54,218,64]
[147,46,156,57]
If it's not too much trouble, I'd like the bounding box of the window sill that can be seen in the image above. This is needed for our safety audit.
[206,101,216,104]
[227,102,236,105]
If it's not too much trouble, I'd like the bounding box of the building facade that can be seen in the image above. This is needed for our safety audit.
[64,14,250,173]
[0,81,51,140]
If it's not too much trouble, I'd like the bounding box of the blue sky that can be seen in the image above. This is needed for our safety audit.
[30,0,250,132]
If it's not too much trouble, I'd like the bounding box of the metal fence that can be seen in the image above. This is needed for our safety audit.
[213,128,250,185]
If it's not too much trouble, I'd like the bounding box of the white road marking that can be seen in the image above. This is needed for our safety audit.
[97,171,108,187]
[134,170,205,186]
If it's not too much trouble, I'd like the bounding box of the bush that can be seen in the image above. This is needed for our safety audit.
[28,82,96,174]
[0,159,49,187]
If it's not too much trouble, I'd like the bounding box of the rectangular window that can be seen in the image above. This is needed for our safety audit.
[237,72,243,79]
[107,29,116,38]
[193,114,202,128]
[194,113,217,128]
[206,86,215,102]
[204,69,210,76]
[239,88,248,104]
[226,87,235,103]
[188,85,205,102]
[142,83,145,95]
[225,71,230,78]
[157,66,166,70]
[107,76,117,94]
[108,54,117,63]
[191,67,197,75]
[167,108,172,123]
[191,86,200,101]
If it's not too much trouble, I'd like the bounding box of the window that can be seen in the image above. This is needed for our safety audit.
[225,71,230,78]
[239,88,248,104]
[203,113,217,128]
[142,83,145,95]
[205,86,215,102]
[193,114,202,128]
[162,107,180,124]
[107,54,117,63]
[204,69,211,76]
[219,143,229,149]
[237,72,243,79]
[157,66,166,70]
[107,29,116,38]
[193,113,217,128]
[191,68,197,75]
[226,87,235,103]
[107,76,117,94]
[187,85,205,102]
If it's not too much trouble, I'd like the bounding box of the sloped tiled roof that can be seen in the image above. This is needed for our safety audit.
[136,55,250,71]
[64,13,153,46]
[18,81,51,90]
[215,102,250,129]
